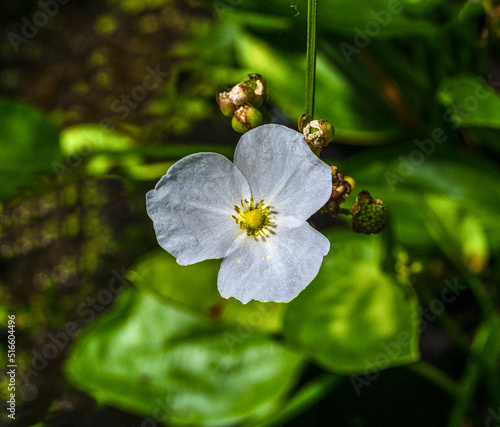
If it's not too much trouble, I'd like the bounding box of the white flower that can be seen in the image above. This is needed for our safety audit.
[146,124,332,303]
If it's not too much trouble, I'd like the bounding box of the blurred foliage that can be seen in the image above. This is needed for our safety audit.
[0,99,61,199]
[65,287,304,426]
[0,0,500,426]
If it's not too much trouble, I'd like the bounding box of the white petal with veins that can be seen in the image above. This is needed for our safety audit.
[146,153,251,265]
[234,124,332,222]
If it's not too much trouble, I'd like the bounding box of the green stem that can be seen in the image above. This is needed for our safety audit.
[246,373,341,427]
[305,0,318,117]
[465,273,495,321]
[448,359,481,427]
[407,360,458,399]
[448,319,500,427]
[339,208,352,216]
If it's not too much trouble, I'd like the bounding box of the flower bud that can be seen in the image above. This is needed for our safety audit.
[216,73,267,121]
[216,92,237,118]
[232,104,263,133]
[299,114,335,154]
[246,73,266,108]
[351,190,386,235]
[228,83,255,107]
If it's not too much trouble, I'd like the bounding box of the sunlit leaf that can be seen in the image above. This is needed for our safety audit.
[437,75,500,128]
[65,288,304,426]
[235,33,402,143]
[128,250,285,332]
[422,196,490,274]
[341,144,500,251]
[60,124,135,155]
[230,0,441,37]
[127,249,221,312]
[284,230,420,374]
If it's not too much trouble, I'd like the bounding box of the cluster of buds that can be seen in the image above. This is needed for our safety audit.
[326,166,353,217]
[216,74,266,133]
[298,114,335,155]
[351,190,387,235]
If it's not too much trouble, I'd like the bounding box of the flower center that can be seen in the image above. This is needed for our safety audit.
[232,198,273,238]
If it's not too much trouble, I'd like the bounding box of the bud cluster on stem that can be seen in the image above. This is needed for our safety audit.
[216,74,267,133]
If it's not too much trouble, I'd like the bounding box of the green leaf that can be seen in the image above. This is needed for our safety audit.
[235,33,402,143]
[65,288,304,426]
[0,98,60,199]
[284,230,420,374]
[421,196,490,274]
[341,144,500,251]
[127,249,286,332]
[230,0,441,37]
[316,0,441,37]
[458,1,486,23]
[127,249,221,312]
[60,123,136,155]
[245,373,343,427]
[437,75,500,128]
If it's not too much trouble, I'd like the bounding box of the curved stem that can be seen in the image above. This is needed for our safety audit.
[247,373,341,427]
[305,0,318,117]
[407,360,458,399]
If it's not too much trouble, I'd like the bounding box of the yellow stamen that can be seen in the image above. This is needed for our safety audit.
[232,197,273,238]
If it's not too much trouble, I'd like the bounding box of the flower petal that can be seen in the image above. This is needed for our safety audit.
[146,153,251,265]
[234,124,332,221]
[218,223,330,303]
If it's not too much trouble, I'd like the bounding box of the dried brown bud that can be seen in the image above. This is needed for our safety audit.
[326,166,352,217]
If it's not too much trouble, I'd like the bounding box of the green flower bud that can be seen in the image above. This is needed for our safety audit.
[232,104,263,133]
[352,190,386,234]
[216,92,237,118]
[216,73,267,122]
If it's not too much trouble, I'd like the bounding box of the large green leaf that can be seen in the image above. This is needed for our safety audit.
[128,249,286,332]
[437,75,500,128]
[341,144,500,251]
[0,98,61,199]
[224,0,441,37]
[421,195,490,274]
[284,229,420,374]
[127,249,221,312]
[65,287,304,426]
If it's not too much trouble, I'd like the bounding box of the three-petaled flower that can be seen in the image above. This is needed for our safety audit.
[146,124,332,303]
